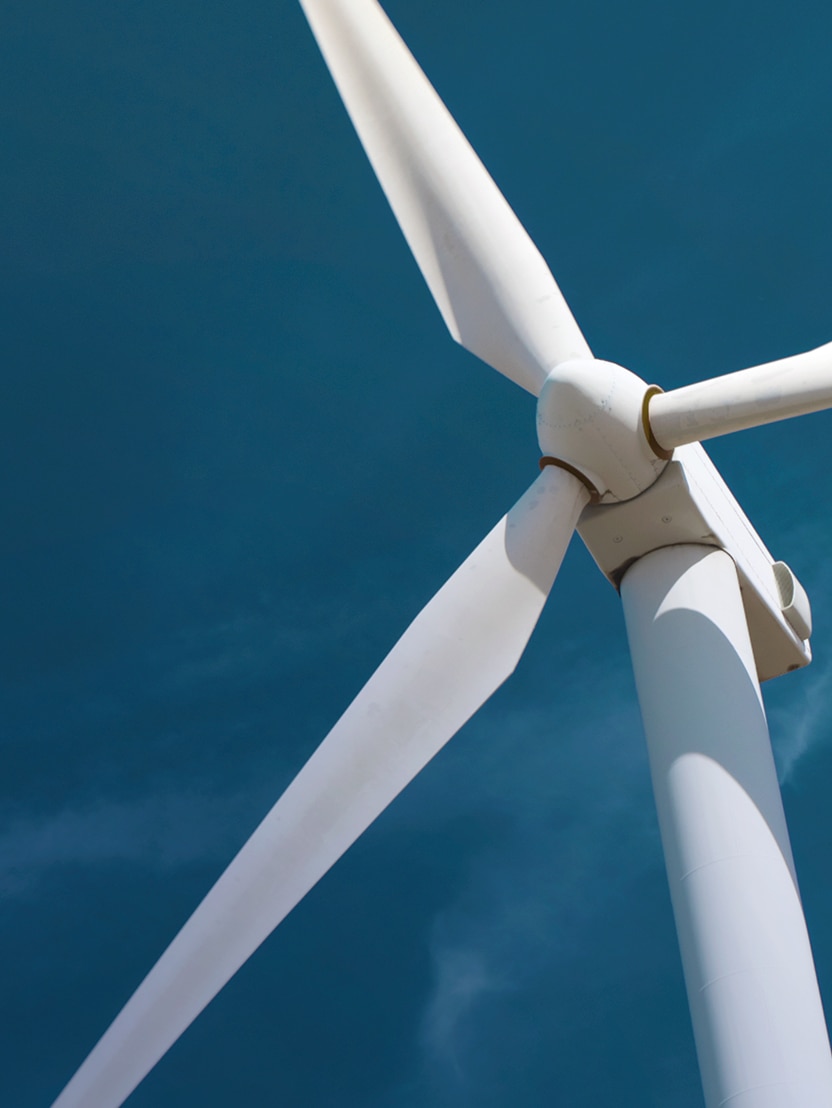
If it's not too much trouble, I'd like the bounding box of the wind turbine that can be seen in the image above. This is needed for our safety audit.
[49,1,832,1105]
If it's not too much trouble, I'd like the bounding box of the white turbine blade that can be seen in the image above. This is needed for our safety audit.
[648,340,832,449]
[299,0,591,395]
[51,465,589,1108]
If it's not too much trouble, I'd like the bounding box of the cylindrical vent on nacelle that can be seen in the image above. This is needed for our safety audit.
[773,561,812,641]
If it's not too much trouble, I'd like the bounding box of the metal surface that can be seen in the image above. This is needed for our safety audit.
[535,358,666,502]
[578,443,811,681]
[622,545,832,1107]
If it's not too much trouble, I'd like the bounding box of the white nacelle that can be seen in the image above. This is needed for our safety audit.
[536,358,666,503]
[536,362,812,680]
[578,443,813,681]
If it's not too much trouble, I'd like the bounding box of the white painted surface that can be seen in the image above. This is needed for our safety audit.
[536,358,666,502]
[50,466,588,1108]
[579,442,811,681]
[299,0,591,394]
[649,341,832,448]
[621,545,832,1108]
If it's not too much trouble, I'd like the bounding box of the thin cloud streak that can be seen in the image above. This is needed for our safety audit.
[770,660,832,786]
[0,790,254,899]
[383,657,663,1102]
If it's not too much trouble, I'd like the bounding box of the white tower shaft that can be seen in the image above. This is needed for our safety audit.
[621,545,832,1107]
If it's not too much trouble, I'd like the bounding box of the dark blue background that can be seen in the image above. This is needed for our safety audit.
[3,1,831,1104]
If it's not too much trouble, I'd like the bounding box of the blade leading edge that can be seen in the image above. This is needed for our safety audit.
[51,464,589,1108]
[299,0,592,394]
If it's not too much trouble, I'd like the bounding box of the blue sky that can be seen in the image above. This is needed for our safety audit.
[3,1,832,1105]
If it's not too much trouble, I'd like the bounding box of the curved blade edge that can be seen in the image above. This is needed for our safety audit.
[50,465,588,1108]
[300,0,592,393]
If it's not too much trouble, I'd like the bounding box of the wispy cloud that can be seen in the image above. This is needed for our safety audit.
[378,652,663,1102]
[420,943,506,1082]
[0,789,256,899]
[769,660,832,786]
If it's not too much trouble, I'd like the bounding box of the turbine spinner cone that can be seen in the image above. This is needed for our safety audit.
[536,358,668,503]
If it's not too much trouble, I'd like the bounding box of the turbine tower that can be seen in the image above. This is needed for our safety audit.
[50,1,832,1105]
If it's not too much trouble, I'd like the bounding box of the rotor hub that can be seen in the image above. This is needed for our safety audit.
[536,358,668,504]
